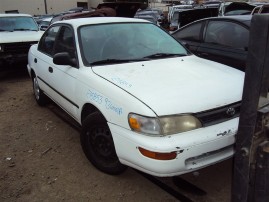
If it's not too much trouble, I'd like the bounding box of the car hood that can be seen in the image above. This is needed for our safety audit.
[0,31,43,43]
[92,56,244,116]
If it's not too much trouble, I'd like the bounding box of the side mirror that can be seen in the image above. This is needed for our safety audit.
[53,52,77,67]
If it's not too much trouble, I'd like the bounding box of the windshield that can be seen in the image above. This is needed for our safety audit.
[79,22,188,66]
[0,16,38,32]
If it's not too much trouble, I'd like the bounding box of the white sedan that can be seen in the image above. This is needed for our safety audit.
[27,17,244,177]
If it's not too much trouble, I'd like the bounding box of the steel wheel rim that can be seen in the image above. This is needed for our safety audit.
[87,127,117,161]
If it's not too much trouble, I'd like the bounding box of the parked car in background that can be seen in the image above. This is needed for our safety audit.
[134,14,160,26]
[200,0,221,8]
[169,7,218,32]
[172,15,251,71]
[251,3,269,14]
[27,17,244,177]
[218,1,255,16]
[168,4,194,22]
[38,17,52,31]
[50,2,143,25]
[33,14,54,25]
[50,10,111,24]
[169,1,256,32]
[0,13,43,68]
[135,9,163,24]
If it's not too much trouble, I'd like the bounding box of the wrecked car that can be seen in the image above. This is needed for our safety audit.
[27,17,244,177]
[172,15,251,71]
[218,1,256,16]
[169,7,218,31]
[0,13,43,67]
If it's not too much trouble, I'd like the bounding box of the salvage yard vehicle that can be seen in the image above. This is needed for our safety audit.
[218,1,255,16]
[172,15,251,71]
[38,17,52,31]
[251,3,269,14]
[27,17,244,177]
[0,13,43,67]
[169,7,218,32]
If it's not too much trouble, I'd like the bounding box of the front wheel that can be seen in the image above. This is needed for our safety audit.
[32,74,47,106]
[80,112,127,175]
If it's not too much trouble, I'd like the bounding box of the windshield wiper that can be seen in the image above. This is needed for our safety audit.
[143,53,187,59]
[13,28,37,31]
[0,29,12,32]
[90,58,147,66]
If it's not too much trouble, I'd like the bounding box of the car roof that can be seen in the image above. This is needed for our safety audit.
[208,15,252,25]
[191,15,252,26]
[0,13,32,17]
[172,15,252,34]
[53,17,149,28]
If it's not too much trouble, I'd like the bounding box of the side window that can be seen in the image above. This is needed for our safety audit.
[54,26,76,58]
[205,21,249,50]
[173,22,203,42]
[38,25,60,56]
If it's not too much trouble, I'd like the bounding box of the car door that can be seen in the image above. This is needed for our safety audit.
[36,25,61,98]
[172,21,205,54]
[48,25,80,120]
[196,20,249,71]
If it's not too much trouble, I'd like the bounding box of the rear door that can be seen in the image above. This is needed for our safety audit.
[196,20,249,71]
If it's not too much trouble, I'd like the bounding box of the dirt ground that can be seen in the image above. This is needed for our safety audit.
[0,68,233,202]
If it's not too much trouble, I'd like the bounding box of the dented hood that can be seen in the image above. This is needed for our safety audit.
[92,56,244,116]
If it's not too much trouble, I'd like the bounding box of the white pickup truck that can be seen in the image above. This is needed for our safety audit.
[0,13,43,67]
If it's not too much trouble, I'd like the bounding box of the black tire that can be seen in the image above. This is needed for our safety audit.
[32,74,48,106]
[81,112,127,175]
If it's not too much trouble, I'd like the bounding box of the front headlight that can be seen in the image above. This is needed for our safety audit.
[128,113,202,136]
[159,115,202,135]
[128,113,161,135]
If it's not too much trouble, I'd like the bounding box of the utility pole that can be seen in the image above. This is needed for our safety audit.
[44,0,48,14]
[231,15,269,202]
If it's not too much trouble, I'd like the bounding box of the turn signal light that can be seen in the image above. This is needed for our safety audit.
[129,117,140,130]
[138,147,177,160]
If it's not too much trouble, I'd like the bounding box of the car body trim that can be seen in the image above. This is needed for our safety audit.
[37,76,79,109]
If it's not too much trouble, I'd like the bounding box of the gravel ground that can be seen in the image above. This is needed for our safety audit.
[0,68,232,202]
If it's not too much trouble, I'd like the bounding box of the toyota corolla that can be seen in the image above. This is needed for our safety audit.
[27,17,244,177]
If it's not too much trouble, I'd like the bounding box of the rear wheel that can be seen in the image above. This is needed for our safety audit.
[32,74,47,106]
[81,112,127,175]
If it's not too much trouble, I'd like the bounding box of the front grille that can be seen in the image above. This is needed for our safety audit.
[2,41,38,54]
[195,101,241,126]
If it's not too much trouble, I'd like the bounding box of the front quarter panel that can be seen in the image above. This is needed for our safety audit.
[76,68,157,129]
[27,44,38,76]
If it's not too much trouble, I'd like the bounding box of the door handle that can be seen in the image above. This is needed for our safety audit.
[48,66,53,73]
